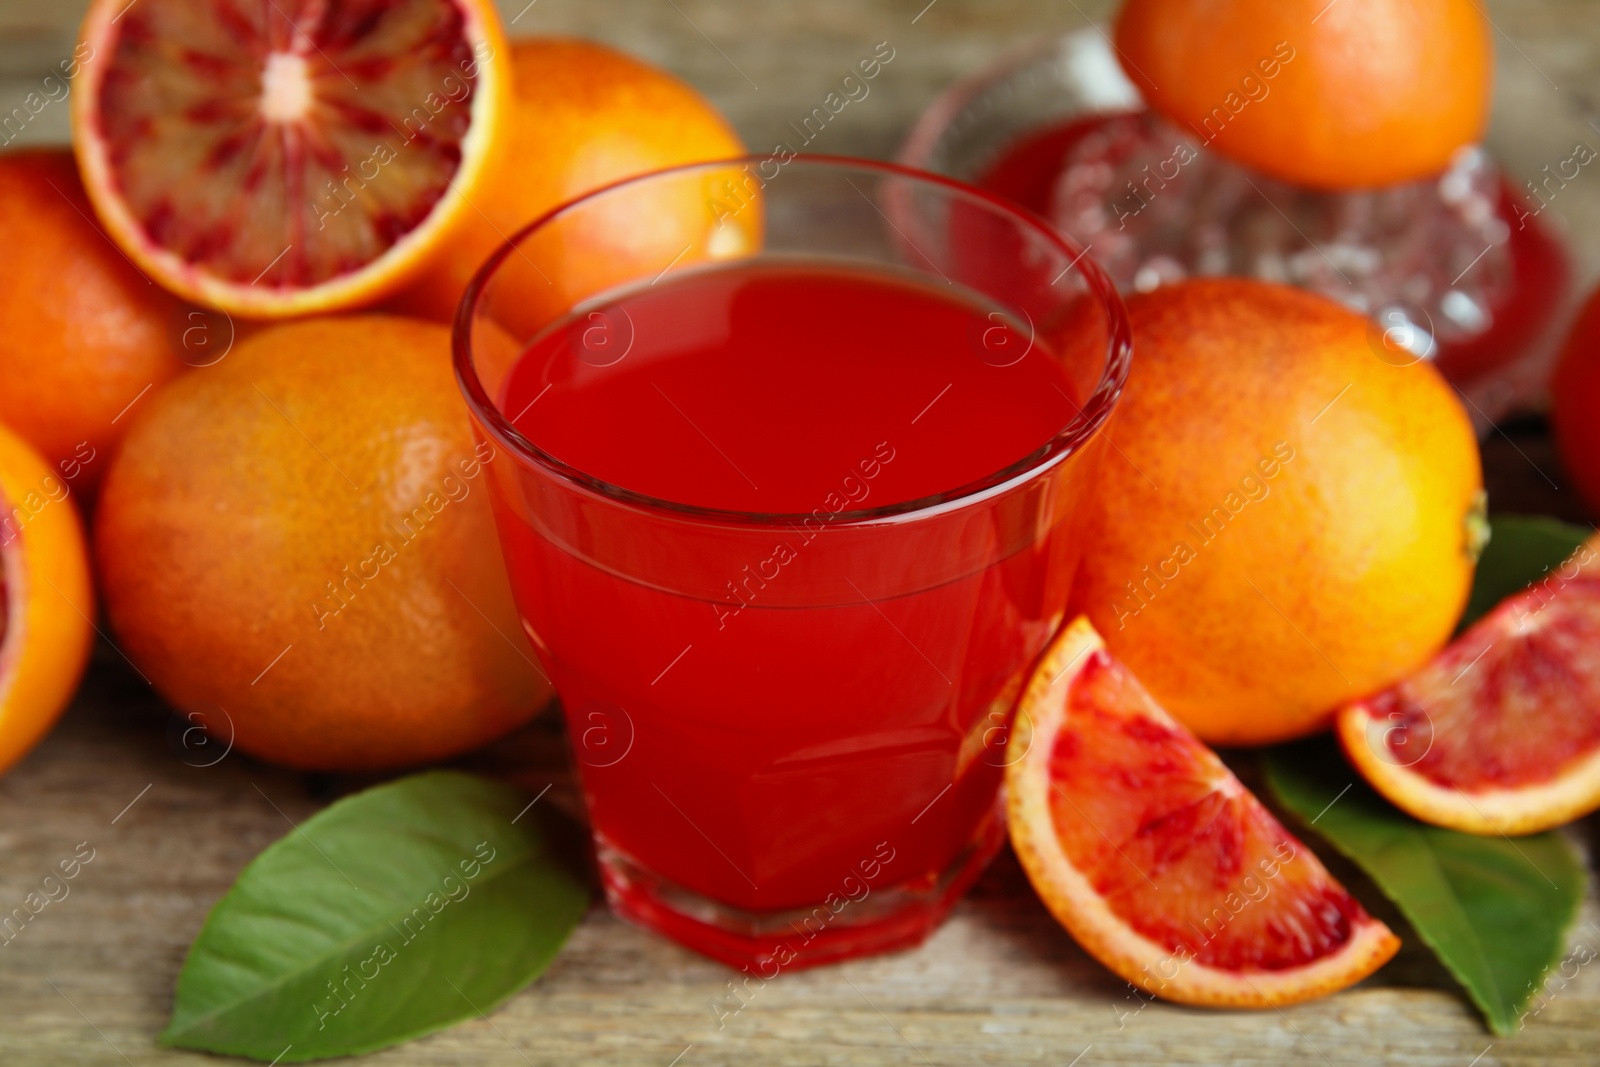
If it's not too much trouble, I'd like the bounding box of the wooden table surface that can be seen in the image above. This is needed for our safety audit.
[4,1,1600,1064]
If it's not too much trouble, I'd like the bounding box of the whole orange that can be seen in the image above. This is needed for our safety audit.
[94,315,551,771]
[1550,285,1600,514]
[1112,0,1492,189]
[393,37,751,323]
[1072,279,1484,746]
[0,149,189,492]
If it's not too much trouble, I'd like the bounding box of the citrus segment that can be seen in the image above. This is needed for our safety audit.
[72,0,509,317]
[0,421,94,777]
[1008,616,1399,1007]
[1337,535,1600,835]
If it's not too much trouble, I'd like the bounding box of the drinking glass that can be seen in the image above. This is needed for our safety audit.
[454,156,1130,970]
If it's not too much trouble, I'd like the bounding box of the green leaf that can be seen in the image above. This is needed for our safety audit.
[161,771,590,1062]
[1463,514,1589,627]
[1264,741,1586,1035]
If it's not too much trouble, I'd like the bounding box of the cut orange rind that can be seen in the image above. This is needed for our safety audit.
[1337,533,1600,836]
[1007,616,1398,1008]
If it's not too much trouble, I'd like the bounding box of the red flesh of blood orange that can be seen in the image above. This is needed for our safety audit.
[1338,534,1600,835]
[1008,617,1399,1007]
[72,0,509,317]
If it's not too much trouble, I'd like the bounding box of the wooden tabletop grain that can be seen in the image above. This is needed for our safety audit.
[3,1,1600,1064]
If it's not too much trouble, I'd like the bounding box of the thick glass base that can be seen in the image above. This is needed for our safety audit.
[597,799,1007,972]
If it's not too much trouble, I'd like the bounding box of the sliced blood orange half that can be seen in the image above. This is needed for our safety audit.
[0,421,94,777]
[1337,533,1600,836]
[72,0,509,318]
[1007,616,1399,1008]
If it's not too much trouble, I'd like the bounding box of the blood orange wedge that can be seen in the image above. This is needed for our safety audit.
[71,0,509,318]
[0,421,94,777]
[1337,533,1600,836]
[1006,616,1399,1007]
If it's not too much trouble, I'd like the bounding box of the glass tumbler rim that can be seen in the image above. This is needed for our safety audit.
[451,152,1131,529]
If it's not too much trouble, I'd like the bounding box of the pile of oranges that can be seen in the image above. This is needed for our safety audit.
[0,2,744,775]
[2,0,1599,1025]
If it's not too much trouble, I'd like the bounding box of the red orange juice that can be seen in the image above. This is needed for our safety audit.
[493,262,1087,961]
[454,157,1128,969]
